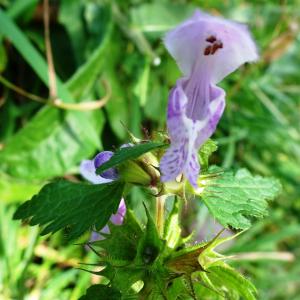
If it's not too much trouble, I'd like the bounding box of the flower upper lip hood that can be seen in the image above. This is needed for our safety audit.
[164,10,258,83]
[160,9,258,188]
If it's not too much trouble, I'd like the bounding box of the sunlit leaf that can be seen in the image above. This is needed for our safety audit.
[13,180,125,240]
[201,167,282,229]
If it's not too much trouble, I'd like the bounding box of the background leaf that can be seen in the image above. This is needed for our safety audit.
[0,7,110,181]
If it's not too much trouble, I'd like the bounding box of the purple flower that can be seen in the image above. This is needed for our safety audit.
[80,151,119,184]
[80,151,126,240]
[160,10,258,187]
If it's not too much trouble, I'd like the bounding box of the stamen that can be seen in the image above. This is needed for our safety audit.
[204,39,223,56]
[204,46,212,56]
[206,35,217,43]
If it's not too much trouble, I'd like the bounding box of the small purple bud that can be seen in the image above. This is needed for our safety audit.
[94,151,119,180]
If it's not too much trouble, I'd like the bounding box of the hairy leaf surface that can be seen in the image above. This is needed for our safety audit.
[13,180,124,239]
[201,167,282,229]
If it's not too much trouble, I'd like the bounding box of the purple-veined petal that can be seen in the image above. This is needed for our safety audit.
[160,81,202,187]
[195,85,225,148]
[160,9,257,187]
[164,9,258,83]
[160,80,225,187]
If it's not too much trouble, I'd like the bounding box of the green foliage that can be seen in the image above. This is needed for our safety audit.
[79,285,121,300]
[0,5,109,192]
[0,202,92,299]
[163,199,183,250]
[198,139,218,171]
[196,265,257,300]
[0,173,40,203]
[93,210,143,262]
[200,167,282,229]
[13,180,125,240]
[136,205,164,265]
[0,38,7,72]
[96,142,165,174]
[1,0,300,299]
[86,202,257,299]
[130,2,195,34]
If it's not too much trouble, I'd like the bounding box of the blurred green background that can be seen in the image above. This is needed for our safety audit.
[0,0,300,299]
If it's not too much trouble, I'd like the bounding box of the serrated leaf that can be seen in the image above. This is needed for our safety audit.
[200,167,282,229]
[13,180,124,240]
[79,284,121,300]
[96,142,165,174]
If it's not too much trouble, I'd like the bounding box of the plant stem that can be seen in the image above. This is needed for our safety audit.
[156,195,166,237]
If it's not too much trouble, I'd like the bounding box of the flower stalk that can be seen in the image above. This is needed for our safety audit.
[155,195,166,237]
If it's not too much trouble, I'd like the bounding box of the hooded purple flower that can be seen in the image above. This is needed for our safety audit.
[80,151,126,238]
[160,10,258,187]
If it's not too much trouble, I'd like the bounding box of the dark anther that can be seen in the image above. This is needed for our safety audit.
[204,45,212,55]
[211,43,219,55]
[211,41,223,55]
[206,35,217,43]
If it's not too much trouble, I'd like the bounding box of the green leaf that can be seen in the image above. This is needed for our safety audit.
[0,109,103,180]
[130,2,195,33]
[199,265,257,300]
[0,172,41,202]
[7,0,38,20]
[0,37,7,72]
[0,9,110,182]
[0,8,72,102]
[163,198,182,250]
[96,142,166,174]
[136,204,164,265]
[79,285,121,300]
[65,6,113,99]
[200,167,282,229]
[13,180,125,240]
[199,139,218,171]
[58,0,86,65]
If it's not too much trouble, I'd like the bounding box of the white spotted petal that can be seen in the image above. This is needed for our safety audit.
[160,9,257,187]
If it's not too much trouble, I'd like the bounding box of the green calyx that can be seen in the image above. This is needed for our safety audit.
[83,200,255,299]
[118,160,153,186]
